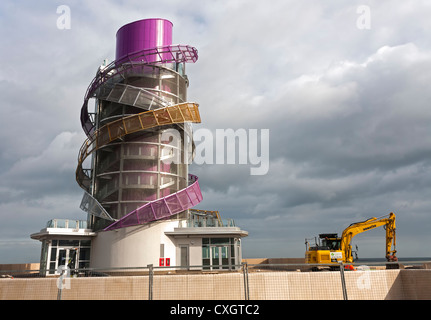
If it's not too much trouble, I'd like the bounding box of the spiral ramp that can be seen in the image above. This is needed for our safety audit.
[76,44,203,231]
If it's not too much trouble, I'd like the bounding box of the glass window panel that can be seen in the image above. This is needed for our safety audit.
[212,247,219,267]
[221,247,228,258]
[210,238,230,245]
[202,246,209,259]
[80,240,91,246]
[49,262,56,274]
[50,248,57,262]
[59,240,80,246]
[58,249,67,267]
[203,259,210,270]
[79,248,91,261]
[56,220,66,228]
[68,220,77,229]
[79,221,88,229]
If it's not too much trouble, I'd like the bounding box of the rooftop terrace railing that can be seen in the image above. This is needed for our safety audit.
[45,219,88,229]
[180,217,236,228]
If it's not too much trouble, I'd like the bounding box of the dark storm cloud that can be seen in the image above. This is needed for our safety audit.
[192,40,431,257]
[196,43,431,181]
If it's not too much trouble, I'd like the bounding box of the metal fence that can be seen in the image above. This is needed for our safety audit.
[1,261,430,300]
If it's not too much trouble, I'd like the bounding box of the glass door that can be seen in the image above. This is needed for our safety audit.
[210,246,230,270]
[211,246,219,268]
[57,249,67,269]
[220,246,229,269]
[56,248,78,274]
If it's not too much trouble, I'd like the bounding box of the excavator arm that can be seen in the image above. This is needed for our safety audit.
[340,212,397,263]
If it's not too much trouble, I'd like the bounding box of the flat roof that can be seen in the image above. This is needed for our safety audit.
[165,227,248,238]
[30,228,96,241]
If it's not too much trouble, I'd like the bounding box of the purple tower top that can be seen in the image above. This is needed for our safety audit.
[115,18,173,61]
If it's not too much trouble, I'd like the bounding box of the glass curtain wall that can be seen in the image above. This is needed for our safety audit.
[91,64,189,230]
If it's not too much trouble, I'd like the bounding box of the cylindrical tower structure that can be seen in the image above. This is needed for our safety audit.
[76,18,203,267]
[30,18,247,274]
[93,19,186,229]
[116,19,173,61]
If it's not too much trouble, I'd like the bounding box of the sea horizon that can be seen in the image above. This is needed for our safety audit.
[355,256,431,263]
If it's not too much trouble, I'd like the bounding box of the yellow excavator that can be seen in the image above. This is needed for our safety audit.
[305,212,397,264]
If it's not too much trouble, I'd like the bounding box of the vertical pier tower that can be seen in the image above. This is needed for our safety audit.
[31,19,248,272]
[77,19,201,231]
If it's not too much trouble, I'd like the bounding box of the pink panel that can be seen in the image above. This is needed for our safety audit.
[121,211,139,228]
[152,200,171,219]
[137,205,155,223]
[165,194,185,212]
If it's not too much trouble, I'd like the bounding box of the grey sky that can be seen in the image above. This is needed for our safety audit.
[0,0,430,263]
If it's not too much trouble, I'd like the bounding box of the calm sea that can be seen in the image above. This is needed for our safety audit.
[356,257,431,263]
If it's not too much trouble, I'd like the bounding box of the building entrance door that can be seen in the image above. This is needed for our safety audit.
[211,246,230,270]
[180,245,189,268]
[56,248,77,274]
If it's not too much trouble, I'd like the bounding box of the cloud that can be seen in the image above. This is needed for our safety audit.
[192,41,431,258]
[0,131,85,258]
[258,43,431,168]
[0,131,84,203]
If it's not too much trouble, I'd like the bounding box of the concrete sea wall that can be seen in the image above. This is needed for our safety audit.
[1,269,430,300]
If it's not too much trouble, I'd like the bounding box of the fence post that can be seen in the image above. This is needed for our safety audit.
[242,262,249,300]
[148,264,153,300]
[339,262,348,300]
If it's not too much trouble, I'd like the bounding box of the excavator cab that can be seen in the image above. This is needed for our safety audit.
[320,234,342,251]
[305,233,344,264]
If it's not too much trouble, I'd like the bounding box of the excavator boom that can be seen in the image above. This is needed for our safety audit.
[305,212,397,264]
[340,212,397,263]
